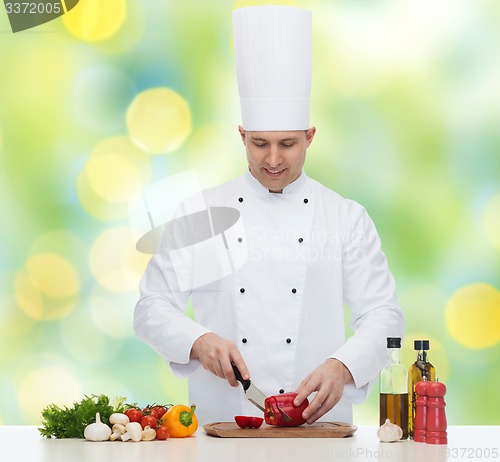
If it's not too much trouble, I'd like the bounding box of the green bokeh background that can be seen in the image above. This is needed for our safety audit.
[0,0,499,425]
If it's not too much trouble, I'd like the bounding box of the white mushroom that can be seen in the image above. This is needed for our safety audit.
[121,422,143,442]
[141,426,156,441]
[110,423,126,441]
[83,413,112,441]
[109,413,129,426]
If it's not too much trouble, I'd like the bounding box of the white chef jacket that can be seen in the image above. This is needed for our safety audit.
[134,170,404,425]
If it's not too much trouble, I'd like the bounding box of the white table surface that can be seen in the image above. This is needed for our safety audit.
[2,425,499,462]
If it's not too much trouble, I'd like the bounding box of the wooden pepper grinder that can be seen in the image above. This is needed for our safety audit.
[426,379,448,445]
[414,378,429,443]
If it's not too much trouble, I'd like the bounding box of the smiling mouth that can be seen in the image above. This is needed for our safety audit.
[264,167,285,176]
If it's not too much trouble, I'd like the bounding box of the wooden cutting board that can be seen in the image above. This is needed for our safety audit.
[203,421,357,438]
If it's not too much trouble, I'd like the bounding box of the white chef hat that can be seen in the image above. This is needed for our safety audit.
[232,5,312,131]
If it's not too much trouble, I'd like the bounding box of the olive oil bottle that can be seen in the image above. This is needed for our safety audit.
[379,337,408,439]
[408,339,435,439]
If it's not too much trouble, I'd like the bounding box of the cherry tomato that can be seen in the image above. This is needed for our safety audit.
[152,406,167,419]
[141,415,158,430]
[234,416,264,429]
[125,408,143,423]
[156,425,170,440]
[148,409,159,419]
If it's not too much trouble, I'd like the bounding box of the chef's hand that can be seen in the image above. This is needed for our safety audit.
[190,332,250,387]
[294,358,354,424]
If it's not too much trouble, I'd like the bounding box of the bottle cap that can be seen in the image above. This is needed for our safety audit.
[414,340,430,350]
[387,337,401,348]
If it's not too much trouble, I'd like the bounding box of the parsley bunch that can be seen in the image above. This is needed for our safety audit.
[38,394,126,438]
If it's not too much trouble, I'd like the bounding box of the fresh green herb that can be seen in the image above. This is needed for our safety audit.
[38,394,126,438]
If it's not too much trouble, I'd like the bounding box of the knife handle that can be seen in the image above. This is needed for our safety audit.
[231,363,251,392]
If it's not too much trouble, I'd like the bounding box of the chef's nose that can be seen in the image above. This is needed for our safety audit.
[266,145,282,168]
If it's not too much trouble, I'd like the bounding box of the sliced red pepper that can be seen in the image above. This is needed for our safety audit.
[234,415,264,429]
[264,392,308,427]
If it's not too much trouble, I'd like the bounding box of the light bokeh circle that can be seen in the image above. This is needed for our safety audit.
[0,291,36,337]
[89,227,150,293]
[59,306,123,364]
[26,253,80,298]
[445,283,500,349]
[17,365,82,424]
[126,87,192,154]
[88,285,136,338]
[86,136,151,203]
[14,270,78,321]
[14,270,43,320]
[77,136,151,220]
[483,192,500,251]
[62,0,127,42]
[233,0,298,8]
[87,153,143,203]
[14,252,80,321]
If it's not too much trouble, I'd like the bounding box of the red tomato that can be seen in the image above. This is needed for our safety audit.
[141,415,158,430]
[148,409,159,419]
[156,425,170,440]
[125,408,143,423]
[152,406,167,419]
[234,416,264,429]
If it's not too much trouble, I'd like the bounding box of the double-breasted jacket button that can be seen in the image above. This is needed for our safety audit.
[291,288,297,294]
[279,389,285,394]
[238,237,243,243]
[242,338,247,344]
[298,237,303,243]
[238,197,244,203]
[286,338,292,344]
[303,198,309,204]
[240,288,245,293]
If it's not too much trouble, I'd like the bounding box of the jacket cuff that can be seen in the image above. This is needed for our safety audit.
[170,358,202,378]
[169,329,213,378]
[329,336,385,391]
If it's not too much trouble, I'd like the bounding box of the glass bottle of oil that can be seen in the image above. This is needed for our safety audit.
[379,337,408,439]
[408,339,435,439]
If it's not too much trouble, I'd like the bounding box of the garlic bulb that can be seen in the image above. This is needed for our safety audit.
[377,419,403,442]
[84,413,112,441]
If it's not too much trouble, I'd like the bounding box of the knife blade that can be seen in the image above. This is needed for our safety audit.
[231,363,266,412]
[231,364,292,422]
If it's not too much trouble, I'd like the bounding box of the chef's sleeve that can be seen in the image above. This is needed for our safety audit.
[331,200,405,403]
[134,206,212,378]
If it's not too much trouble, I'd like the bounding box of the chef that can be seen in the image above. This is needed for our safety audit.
[134,5,404,426]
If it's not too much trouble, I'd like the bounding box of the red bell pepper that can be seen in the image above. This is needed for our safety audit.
[264,392,309,427]
[234,416,264,429]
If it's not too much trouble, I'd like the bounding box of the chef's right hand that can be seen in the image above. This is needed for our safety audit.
[190,332,250,387]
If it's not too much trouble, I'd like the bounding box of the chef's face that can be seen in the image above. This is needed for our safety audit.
[239,126,316,193]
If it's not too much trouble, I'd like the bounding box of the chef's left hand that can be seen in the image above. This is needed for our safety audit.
[294,358,354,424]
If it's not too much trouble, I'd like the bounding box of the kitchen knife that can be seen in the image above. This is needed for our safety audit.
[231,363,266,412]
[231,364,291,422]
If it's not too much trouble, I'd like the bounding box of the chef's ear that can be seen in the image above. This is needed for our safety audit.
[305,127,317,148]
[238,125,247,145]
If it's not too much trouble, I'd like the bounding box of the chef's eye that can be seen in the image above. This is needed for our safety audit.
[281,143,295,148]
[253,142,268,148]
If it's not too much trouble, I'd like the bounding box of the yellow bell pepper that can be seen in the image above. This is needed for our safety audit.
[161,404,198,437]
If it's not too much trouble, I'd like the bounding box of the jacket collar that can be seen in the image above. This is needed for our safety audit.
[243,169,308,196]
